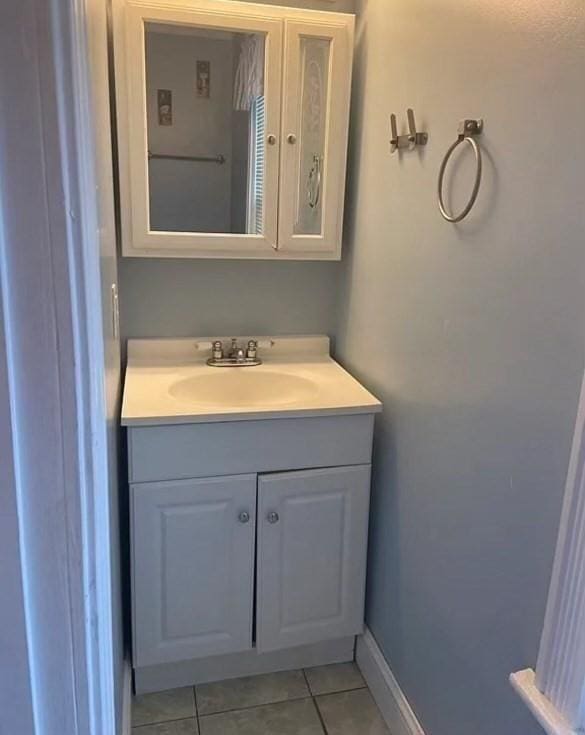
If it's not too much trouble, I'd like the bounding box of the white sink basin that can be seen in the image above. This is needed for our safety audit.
[169,370,319,408]
[122,336,382,425]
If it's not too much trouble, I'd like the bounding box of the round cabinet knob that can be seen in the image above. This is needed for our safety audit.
[267,134,277,145]
[266,511,280,524]
[287,133,297,144]
[238,511,250,524]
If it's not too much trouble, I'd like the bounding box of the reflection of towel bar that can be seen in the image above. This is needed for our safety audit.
[148,151,226,165]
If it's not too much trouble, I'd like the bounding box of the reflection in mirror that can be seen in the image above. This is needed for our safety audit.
[144,23,266,235]
[294,37,330,236]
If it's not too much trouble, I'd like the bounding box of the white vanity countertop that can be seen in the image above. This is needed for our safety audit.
[122,336,382,426]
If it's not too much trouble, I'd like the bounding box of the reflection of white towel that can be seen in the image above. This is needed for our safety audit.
[233,34,264,111]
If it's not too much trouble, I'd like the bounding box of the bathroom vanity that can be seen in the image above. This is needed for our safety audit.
[122,336,381,693]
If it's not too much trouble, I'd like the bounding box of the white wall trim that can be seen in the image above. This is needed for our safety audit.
[121,659,133,735]
[510,669,578,735]
[0,1,117,733]
[356,628,425,735]
[0,241,36,735]
[512,369,585,730]
[60,0,119,731]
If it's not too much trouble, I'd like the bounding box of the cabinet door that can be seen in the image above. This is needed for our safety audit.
[257,465,370,652]
[132,475,256,666]
[277,18,354,257]
[116,0,283,256]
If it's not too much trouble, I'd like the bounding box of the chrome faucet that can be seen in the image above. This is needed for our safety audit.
[230,338,246,362]
[206,338,262,367]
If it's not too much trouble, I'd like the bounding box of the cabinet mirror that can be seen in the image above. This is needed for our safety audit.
[145,23,266,236]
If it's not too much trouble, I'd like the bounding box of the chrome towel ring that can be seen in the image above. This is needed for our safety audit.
[438,119,484,223]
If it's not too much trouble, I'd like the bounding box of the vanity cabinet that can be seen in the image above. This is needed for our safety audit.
[113,0,354,259]
[132,475,257,667]
[131,464,371,668]
[257,466,370,653]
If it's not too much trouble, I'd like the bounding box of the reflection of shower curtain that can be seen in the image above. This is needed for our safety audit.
[233,34,264,111]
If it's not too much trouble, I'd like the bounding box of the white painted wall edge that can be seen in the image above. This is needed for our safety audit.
[1,1,117,732]
[355,628,425,735]
[122,658,133,735]
[510,669,578,735]
[532,365,585,728]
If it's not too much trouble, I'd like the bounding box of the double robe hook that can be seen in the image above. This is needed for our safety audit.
[390,109,429,154]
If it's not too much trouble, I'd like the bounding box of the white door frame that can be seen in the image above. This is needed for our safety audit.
[0,1,117,733]
[0,259,36,735]
[511,365,585,735]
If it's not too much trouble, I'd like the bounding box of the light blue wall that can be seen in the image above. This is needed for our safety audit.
[119,259,341,339]
[334,1,585,734]
[118,0,352,342]
[117,2,584,733]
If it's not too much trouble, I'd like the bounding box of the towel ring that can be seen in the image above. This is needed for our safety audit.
[438,119,484,223]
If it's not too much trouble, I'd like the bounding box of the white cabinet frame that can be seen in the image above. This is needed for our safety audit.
[113,0,354,259]
[278,20,353,256]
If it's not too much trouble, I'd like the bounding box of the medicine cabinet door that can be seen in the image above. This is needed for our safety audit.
[117,1,283,256]
[277,19,353,257]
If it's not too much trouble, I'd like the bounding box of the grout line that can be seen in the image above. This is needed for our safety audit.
[311,696,329,735]
[302,665,368,698]
[132,716,198,730]
[197,693,314,720]
[313,684,368,698]
[302,668,314,696]
[134,672,372,731]
[302,671,328,735]
[193,684,200,732]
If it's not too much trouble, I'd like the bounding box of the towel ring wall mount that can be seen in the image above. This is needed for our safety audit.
[438,118,484,223]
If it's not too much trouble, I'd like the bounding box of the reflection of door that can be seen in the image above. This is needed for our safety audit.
[247,95,266,235]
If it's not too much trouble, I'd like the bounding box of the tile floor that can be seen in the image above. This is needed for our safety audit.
[132,663,391,735]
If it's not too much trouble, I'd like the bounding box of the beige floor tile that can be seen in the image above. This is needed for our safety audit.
[199,698,324,735]
[304,662,365,696]
[132,718,199,734]
[132,688,195,727]
[316,688,390,735]
[196,670,309,716]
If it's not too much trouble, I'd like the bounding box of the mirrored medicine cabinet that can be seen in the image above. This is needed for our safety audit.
[113,0,354,259]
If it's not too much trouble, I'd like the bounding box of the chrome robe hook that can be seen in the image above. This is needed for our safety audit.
[390,109,428,154]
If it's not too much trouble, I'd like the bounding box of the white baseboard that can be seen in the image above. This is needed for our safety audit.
[121,658,132,735]
[356,628,425,735]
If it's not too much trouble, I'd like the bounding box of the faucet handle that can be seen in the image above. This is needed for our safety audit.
[246,340,258,360]
[212,340,223,360]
